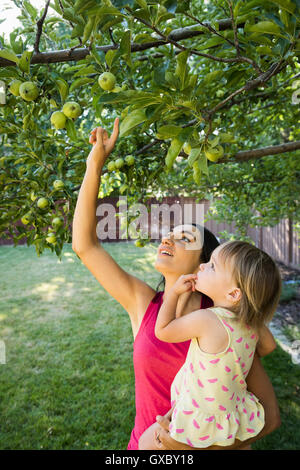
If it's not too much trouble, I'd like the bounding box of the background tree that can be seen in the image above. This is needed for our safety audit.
[0,0,299,256]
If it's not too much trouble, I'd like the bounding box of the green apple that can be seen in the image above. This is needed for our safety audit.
[19,81,39,101]
[216,89,225,98]
[98,72,116,91]
[46,232,57,244]
[125,155,135,166]
[111,86,122,93]
[50,111,67,130]
[9,79,22,97]
[52,217,63,228]
[37,197,49,209]
[135,239,145,247]
[204,144,224,162]
[53,179,64,190]
[62,101,82,119]
[115,158,124,169]
[107,161,116,172]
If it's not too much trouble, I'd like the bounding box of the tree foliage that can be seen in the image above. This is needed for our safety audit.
[0,0,299,256]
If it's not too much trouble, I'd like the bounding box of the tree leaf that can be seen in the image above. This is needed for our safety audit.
[55,78,69,102]
[187,147,202,167]
[105,49,118,68]
[165,137,183,169]
[156,125,182,139]
[119,109,147,137]
[65,119,77,142]
[264,0,296,14]
[73,65,97,77]
[23,0,38,20]
[69,77,94,93]
[0,49,19,65]
[245,20,282,36]
[119,30,132,68]
[18,50,33,74]
[175,50,189,90]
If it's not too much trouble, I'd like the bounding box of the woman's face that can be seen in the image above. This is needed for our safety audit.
[154,224,203,277]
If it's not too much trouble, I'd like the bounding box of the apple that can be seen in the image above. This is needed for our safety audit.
[98,72,116,91]
[135,239,145,247]
[46,232,57,244]
[111,86,122,93]
[9,79,22,97]
[62,101,82,119]
[204,144,224,162]
[52,217,63,228]
[107,161,116,172]
[216,90,225,98]
[50,111,66,129]
[37,197,49,209]
[125,155,135,166]
[53,179,64,190]
[19,81,39,101]
[115,158,124,169]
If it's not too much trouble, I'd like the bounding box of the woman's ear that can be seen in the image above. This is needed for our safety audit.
[226,287,242,304]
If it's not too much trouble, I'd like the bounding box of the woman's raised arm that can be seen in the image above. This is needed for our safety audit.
[72,119,155,329]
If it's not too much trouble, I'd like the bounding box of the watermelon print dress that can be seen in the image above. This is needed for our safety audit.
[169,307,265,448]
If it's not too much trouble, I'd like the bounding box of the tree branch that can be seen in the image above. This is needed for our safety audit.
[33,0,51,54]
[206,59,288,118]
[0,19,245,67]
[183,12,237,50]
[125,6,262,74]
[220,140,300,163]
[227,0,241,57]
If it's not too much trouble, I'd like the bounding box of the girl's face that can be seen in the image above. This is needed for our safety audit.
[194,245,239,305]
[154,224,203,277]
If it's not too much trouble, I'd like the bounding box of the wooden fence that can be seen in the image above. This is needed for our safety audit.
[95,196,299,268]
[1,196,299,268]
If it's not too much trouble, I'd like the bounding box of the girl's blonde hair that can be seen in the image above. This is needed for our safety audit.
[219,241,282,330]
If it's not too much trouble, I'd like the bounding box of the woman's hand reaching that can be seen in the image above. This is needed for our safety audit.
[86,117,119,168]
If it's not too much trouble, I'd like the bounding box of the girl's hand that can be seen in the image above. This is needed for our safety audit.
[86,117,119,167]
[171,274,198,296]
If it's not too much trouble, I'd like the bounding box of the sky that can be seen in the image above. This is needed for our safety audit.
[0,0,49,40]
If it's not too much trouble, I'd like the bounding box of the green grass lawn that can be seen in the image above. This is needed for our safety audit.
[0,243,299,450]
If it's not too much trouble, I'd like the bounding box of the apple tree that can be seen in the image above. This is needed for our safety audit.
[0,0,299,256]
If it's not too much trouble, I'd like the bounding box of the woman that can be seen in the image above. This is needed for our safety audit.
[72,118,281,450]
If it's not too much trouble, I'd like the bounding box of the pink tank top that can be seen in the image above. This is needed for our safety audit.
[127,290,213,450]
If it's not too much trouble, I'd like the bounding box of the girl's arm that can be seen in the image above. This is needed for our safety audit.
[155,274,205,343]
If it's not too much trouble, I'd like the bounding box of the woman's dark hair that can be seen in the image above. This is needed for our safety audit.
[155,224,220,292]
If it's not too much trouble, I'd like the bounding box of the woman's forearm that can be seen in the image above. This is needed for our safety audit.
[245,353,281,435]
[72,120,119,254]
[72,159,103,253]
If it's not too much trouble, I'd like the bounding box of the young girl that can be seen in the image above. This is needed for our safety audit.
[139,240,281,449]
